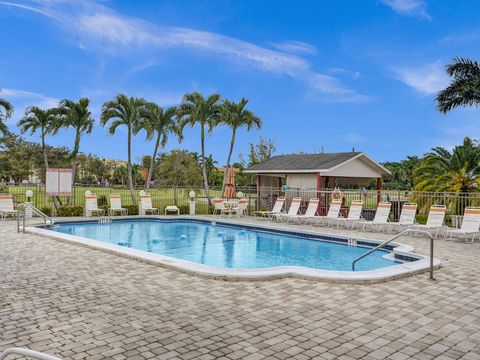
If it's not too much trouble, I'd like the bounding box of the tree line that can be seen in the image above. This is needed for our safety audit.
[0,92,262,203]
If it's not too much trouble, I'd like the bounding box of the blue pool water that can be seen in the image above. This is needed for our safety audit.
[51,219,402,271]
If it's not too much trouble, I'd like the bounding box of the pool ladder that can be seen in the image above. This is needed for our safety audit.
[351,229,435,279]
[17,203,55,233]
[98,216,112,224]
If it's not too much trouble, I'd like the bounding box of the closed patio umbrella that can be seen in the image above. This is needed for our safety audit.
[224,167,236,198]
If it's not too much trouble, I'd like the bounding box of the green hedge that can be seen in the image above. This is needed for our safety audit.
[124,205,139,215]
[40,207,53,217]
[57,206,84,217]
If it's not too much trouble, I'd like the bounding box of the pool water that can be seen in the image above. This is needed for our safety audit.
[52,219,402,271]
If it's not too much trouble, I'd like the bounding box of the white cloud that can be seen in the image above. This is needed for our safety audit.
[0,88,59,123]
[380,0,431,20]
[393,61,450,95]
[0,0,369,103]
[308,74,373,103]
[270,40,317,55]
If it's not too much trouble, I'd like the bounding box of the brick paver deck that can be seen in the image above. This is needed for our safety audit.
[1,219,479,359]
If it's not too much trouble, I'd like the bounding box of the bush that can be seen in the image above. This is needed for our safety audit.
[40,207,53,217]
[0,184,9,194]
[97,195,108,207]
[177,205,189,214]
[57,206,84,217]
[124,205,139,215]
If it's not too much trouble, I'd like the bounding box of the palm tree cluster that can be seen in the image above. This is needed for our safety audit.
[2,91,262,203]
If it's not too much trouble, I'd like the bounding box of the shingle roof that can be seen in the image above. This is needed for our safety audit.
[245,152,362,172]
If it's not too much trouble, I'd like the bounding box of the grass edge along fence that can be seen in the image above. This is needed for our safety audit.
[6,184,480,224]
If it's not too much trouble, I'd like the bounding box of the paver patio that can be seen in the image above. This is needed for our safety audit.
[1,219,479,360]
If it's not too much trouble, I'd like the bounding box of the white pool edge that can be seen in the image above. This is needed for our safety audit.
[25,216,441,284]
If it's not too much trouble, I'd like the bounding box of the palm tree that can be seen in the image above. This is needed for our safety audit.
[413,137,480,193]
[0,97,14,135]
[220,98,261,195]
[177,92,221,203]
[101,94,147,203]
[138,103,179,188]
[17,107,57,171]
[436,57,480,113]
[56,98,94,196]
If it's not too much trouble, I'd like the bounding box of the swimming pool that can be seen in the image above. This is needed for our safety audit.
[29,217,437,282]
[51,219,401,271]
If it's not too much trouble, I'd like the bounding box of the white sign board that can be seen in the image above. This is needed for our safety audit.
[46,168,72,196]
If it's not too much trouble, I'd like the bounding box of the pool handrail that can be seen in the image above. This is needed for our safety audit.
[0,347,62,360]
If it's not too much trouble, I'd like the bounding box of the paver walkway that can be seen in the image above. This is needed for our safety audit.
[1,219,479,360]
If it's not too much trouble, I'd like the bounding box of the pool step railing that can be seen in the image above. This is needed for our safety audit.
[0,347,62,360]
[351,229,434,273]
[98,216,112,224]
[17,203,55,233]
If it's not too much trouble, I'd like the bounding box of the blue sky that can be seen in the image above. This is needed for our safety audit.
[1,0,480,165]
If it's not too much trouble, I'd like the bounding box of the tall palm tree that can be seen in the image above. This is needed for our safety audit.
[413,137,480,193]
[177,92,221,203]
[101,94,147,203]
[220,98,261,195]
[17,107,57,171]
[138,103,179,189]
[436,57,480,113]
[56,98,94,195]
[0,97,14,135]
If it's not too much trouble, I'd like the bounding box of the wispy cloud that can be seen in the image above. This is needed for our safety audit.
[0,88,60,123]
[380,0,431,20]
[393,60,450,95]
[270,40,317,55]
[0,0,369,103]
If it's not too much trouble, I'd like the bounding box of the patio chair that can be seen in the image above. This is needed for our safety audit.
[165,205,180,215]
[84,195,105,217]
[275,197,302,221]
[230,198,249,217]
[329,200,364,228]
[139,193,159,215]
[254,197,285,218]
[0,195,18,220]
[408,204,446,237]
[108,194,128,216]
[386,203,417,232]
[212,198,228,216]
[443,207,480,243]
[310,199,343,226]
[354,202,391,232]
[284,198,319,223]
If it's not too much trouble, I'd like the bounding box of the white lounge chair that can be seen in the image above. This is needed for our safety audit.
[286,198,320,223]
[212,198,228,216]
[355,202,392,232]
[108,194,128,216]
[165,205,180,215]
[275,197,302,222]
[311,199,343,225]
[254,197,285,218]
[443,207,480,243]
[387,203,417,232]
[230,198,249,217]
[84,195,105,217]
[329,200,364,228]
[0,195,18,220]
[409,205,446,237]
[139,193,159,215]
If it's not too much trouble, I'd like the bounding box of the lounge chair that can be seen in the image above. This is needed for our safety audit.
[254,197,285,218]
[354,202,391,232]
[409,205,446,237]
[310,199,343,225]
[108,194,128,216]
[281,198,319,223]
[0,195,18,220]
[275,197,302,222]
[443,207,480,243]
[165,205,180,215]
[212,198,228,216]
[84,195,105,217]
[329,200,364,228]
[139,193,159,215]
[386,203,417,232]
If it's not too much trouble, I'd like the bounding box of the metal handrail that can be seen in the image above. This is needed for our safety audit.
[17,203,55,233]
[351,229,435,279]
[0,347,62,360]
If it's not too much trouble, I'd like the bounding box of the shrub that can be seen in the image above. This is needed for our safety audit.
[40,207,53,217]
[97,195,108,207]
[0,184,9,194]
[57,206,84,217]
[124,205,139,215]
[177,205,189,214]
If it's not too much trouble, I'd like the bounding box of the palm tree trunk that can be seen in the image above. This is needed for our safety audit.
[200,125,211,206]
[146,134,161,189]
[67,131,81,206]
[221,127,236,196]
[127,127,136,204]
[41,131,59,210]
